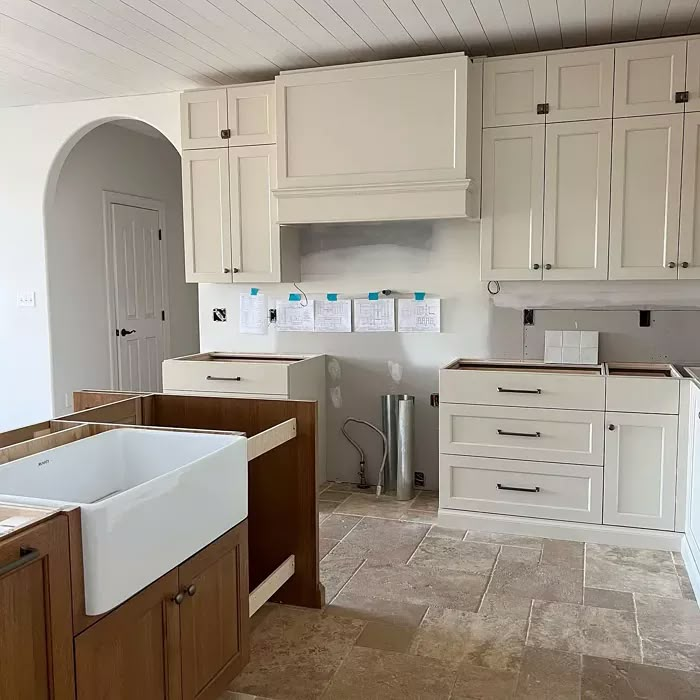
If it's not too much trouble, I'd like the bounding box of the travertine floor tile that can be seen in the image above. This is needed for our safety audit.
[642,636,700,673]
[514,647,581,700]
[478,593,533,620]
[320,552,365,602]
[411,490,439,512]
[325,590,428,628]
[541,539,584,568]
[399,510,438,525]
[450,663,517,700]
[409,537,499,575]
[335,493,413,519]
[676,564,697,601]
[528,600,641,663]
[317,490,351,503]
[231,605,364,700]
[426,525,466,539]
[354,621,415,653]
[487,560,583,604]
[465,530,543,549]
[581,654,700,699]
[499,545,541,564]
[333,517,428,564]
[342,562,488,611]
[411,605,528,670]
[319,513,361,541]
[635,594,700,646]
[321,646,456,699]
[319,538,337,559]
[583,587,635,612]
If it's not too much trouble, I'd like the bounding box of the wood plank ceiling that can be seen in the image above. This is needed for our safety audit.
[0,0,698,107]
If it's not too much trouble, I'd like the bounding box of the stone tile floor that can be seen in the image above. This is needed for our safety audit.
[222,483,700,699]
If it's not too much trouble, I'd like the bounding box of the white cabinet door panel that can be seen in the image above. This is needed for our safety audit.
[685,38,700,113]
[603,412,678,531]
[546,49,614,122]
[480,125,544,280]
[543,120,611,280]
[181,89,228,150]
[226,83,275,146]
[614,41,686,117]
[609,115,683,280]
[182,149,232,284]
[679,112,700,278]
[483,56,546,127]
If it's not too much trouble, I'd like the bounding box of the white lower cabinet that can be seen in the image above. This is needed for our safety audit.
[603,412,678,531]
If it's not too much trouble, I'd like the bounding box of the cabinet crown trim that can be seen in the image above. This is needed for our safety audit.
[272,178,472,198]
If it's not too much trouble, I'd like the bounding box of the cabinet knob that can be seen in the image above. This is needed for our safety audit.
[682,261,690,268]
[173,591,185,605]
[608,424,615,431]
[667,261,677,269]
[544,263,552,270]
[187,584,197,597]
[221,129,231,139]
[223,268,231,273]
[532,263,540,270]
[233,267,240,273]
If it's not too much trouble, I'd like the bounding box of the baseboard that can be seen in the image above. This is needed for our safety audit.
[682,534,700,605]
[438,508,684,551]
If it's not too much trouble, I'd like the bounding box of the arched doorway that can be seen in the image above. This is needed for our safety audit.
[45,118,199,414]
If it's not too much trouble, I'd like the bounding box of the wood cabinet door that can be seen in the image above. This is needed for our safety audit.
[603,412,678,531]
[182,148,233,284]
[609,114,683,280]
[679,112,700,278]
[480,124,545,281]
[229,145,281,283]
[613,41,687,117]
[179,523,249,700]
[227,83,275,146]
[483,56,546,127]
[74,570,182,700]
[0,516,74,700]
[545,49,614,122]
[543,119,611,280]
[181,89,229,150]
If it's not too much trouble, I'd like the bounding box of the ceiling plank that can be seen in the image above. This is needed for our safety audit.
[324,0,398,58]
[611,0,642,41]
[556,0,586,47]
[585,0,613,44]
[441,0,491,55]
[662,0,698,35]
[499,0,539,53]
[471,0,516,54]
[383,0,445,54]
[528,0,562,50]
[354,0,422,55]
[637,0,671,39]
[412,0,466,52]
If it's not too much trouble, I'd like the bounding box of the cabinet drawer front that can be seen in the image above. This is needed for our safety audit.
[440,369,604,410]
[162,360,288,395]
[606,377,680,414]
[439,455,603,523]
[440,404,604,466]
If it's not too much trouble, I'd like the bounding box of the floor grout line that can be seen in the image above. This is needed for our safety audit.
[632,592,644,664]
[477,544,502,613]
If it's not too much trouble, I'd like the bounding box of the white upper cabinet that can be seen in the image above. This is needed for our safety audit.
[276,54,467,189]
[228,145,298,283]
[181,89,228,150]
[483,56,546,127]
[226,82,275,146]
[614,41,687,117]
[609,115,683,280]
[685,39,700,112]
[481,125,545,280]
[603,411,678,531]
[545,49,614,122]
[182,149,232,283]
[679,112,700,278]
[543,120,611,280]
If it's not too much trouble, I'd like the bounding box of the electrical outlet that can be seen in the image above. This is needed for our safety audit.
[213,308,227,322]
[17,291,36,307]
[414,471,425,487]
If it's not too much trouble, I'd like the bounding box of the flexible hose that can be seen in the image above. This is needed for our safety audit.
[341,418,388,497]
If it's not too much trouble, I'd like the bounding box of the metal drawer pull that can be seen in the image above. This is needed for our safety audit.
[0,546,40,577]
[206,375,241,381]
[497,429,541,438]
[497,484,540,494]
[497,387,541,395]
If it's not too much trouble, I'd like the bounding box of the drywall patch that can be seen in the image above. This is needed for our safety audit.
[327,357,341,382]
[330,386,342,408]
[388,361,403,383]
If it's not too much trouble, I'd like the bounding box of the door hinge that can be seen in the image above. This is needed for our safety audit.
[536,102,549,115]
[158,229,162,241]
[161,310,165,321]
[675,91,689,104]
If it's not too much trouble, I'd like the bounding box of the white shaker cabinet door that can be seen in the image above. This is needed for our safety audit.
[483,56,546,127]
[226,82,275,146]
[685,38,700,113]
[603,412,678,531]
[613,41,686,117]
[543,119,611,280]
[182,148,232,284]
[609,115,683,280]
[180,89,229,150]
[480,125,545,281]
[679,112,700,278]
[546,49,614,122]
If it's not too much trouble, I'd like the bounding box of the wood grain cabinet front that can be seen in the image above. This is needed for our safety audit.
[0,515,75,700]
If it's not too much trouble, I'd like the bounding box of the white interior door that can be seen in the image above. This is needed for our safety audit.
[111,202,165,392]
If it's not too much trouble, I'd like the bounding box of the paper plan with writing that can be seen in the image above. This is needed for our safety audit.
[398,298,441,332]
[239,293,268,334]
[353,298,395,332]
[276,299,315,332]
[314,299,352,332]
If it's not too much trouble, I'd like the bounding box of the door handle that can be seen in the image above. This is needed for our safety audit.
[120,329,136,337]
[497,429,541,438]
[497,483,540,493]
[497,387,542,395]
[206,375,241,381]
[0,546,40,577]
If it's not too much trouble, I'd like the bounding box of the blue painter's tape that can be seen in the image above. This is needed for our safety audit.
[289,293,302,301]
[327,293,338,301]
[250,288,259,296]
[414,292,426,301]
[368,292,379,300]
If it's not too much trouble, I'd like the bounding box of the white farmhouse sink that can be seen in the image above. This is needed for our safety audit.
[0,428,247,615]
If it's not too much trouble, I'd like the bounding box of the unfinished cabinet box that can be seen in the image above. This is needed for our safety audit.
[0,515,74,700]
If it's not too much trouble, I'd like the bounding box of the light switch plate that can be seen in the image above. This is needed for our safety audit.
[17,291,36,307]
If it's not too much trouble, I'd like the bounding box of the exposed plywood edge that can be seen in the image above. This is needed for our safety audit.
[247,418,297,461]
[0,425,93,465]
[0,421,54,448]
[249,555,295,616]
[50,420,244,438]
